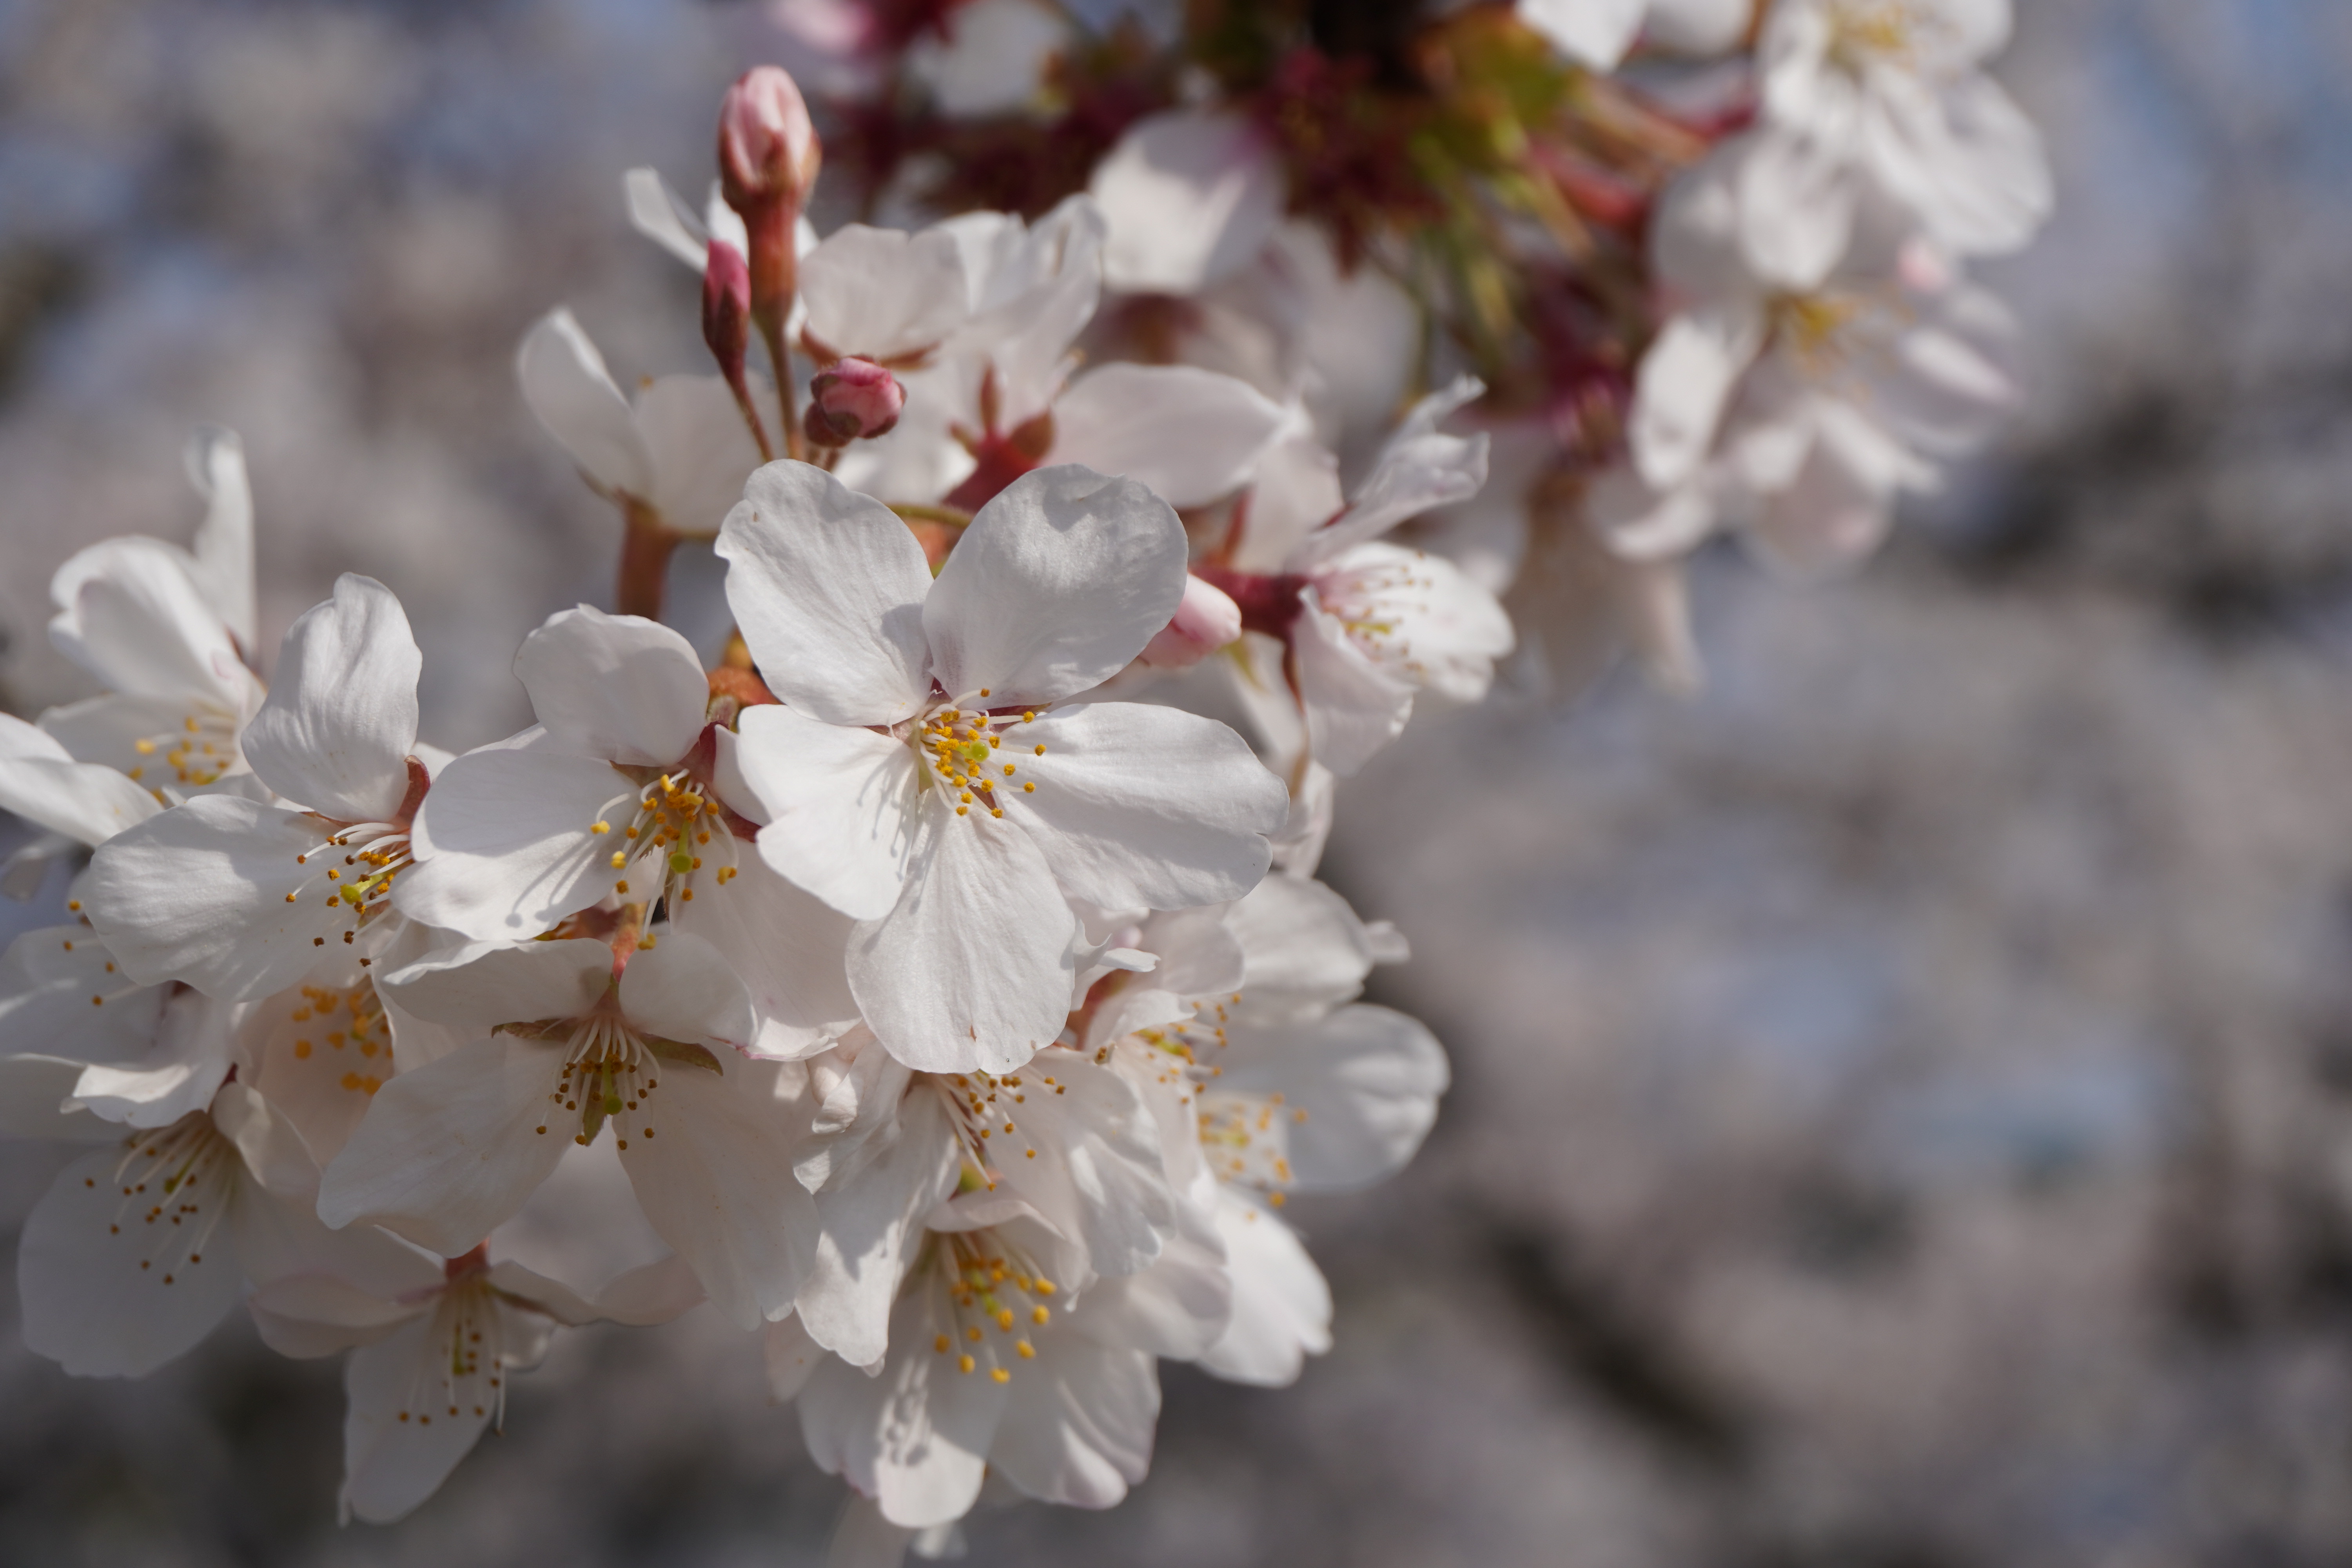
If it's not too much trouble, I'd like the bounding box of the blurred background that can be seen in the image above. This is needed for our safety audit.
[5,0,2352,1563]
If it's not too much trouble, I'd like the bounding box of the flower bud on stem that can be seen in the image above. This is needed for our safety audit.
[718,66,821,462]
[702,240,773,462]
[804,358,905,447]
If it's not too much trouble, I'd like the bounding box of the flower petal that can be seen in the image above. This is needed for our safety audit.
[514,605,707,768]
[1091,110,1284,294]
[242,574,421,822]
[246,1272,427,1359]
[316,1035,572,1255]
[987,1336,1158,1510]
[617,929,754,1048]
[49,536,253,709]
[851,809,1078,1075]
[377,936,615,1027]
[398,742,637,941]
[70,985,236,1131]
[998,701,1284,911]
[799,1088,962,1368]
[83,795,361,999]
[1217,1003,1449,1190]
[18,1138,245,1376]
[800,1290,1009,1528]
[735,704,922,923]
[799,224,971,359]
[926,466,1187,706]
[338,1313,495,1524]
[1046,364,1287,509]
[1198,1192,1330,1386]
[717,462,935,727]
[667,852,860,1059]
[991,1054,1175,1280]
[621,1056,818,1329]
[184,425,258,654]
[1292,595,1416,777]
[635,373,768,537]
[516,308,653,497]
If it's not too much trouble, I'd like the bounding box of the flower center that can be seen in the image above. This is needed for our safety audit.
[1314,552,1440,684]
[126,702,244,788]
[908,694,1045,822]
[592,764,748,911]
[1111,993,1312,1208]
[1824,2,1937,75]
[288,980,390,1097]
[97,1113,238,1286]
[283,821,414,956]
[918,1227,1058,1382]
[926,1060,1070,1183]
[391,1274,510,1430]
[540,1014,661,1151]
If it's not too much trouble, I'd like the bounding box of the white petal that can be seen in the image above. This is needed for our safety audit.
[991,1056,1174,1279]
[1218,1003,1449,1190]
[1046,365,1287,509]
[183,426,257,654]
[1198,1193,1329,1385]
[1642,0,1752,53]
[1629,310,1759,490]
[1294,389,1490,563]
[1735,126,1859,290]
[735,705,922,922]
[621,1056,818,1330]
[48,537,251,709]
[83,795,362,999]
[18,1137,244,1376]
[36,691,240,784]
[242,575,421,822]
[316,1036,572,1254]
[799,224,971,359]
[987,1336,1158,1510]
[636,373,768,537]
[765,1311,829,1401]
[717,463,935,727]
[338,1312,494,1523]
[0,732,162,847]
[516,308,653,497]
[800,1292,1007,1528]
[1227,872,1378,1014]
[1091,110,1284,294]
[247,1272,426,1358]
[377,936,614,1027]
[590,1253,708,1325]
[926,466,1187,706]
[0,921,165,1069]
[514,605,707,768]
[799,1088,961,1367]
[398,744,637,941]
[1520,0,1649,67]
[668,852,860,1059]
[617,930,755,1048]
[1291,597,1416,777]
[998,702,1284,911]
[70,985,236,1130]
[852,810,1078,1076]
[623,166,713,270]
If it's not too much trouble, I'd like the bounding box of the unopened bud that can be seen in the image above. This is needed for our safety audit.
[804,358,906,446]
[1140,575,1245,669]
[718,66,820,213]
[703,239,773,461]
[702,240,751,379]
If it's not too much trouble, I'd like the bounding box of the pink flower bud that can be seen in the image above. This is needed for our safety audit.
[718,66,820,213]
[702,239,751,378]
[1140,574,1245,669]
[804,358,906,446]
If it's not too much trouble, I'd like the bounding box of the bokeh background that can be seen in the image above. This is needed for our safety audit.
[5,1,2352,1563]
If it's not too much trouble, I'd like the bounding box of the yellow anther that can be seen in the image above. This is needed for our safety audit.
[610,852,627,869]
[958,1355,976,1374]
[995,1308,1014,1331]
[966,1325,983,1343]
[591,821,610,834]
[1033,1279,1054,1297]
[1033,744,1045,755]
[956,806,969,816]
[991,809,1004,818]
[978,688,990,697]
[935,1334,951,1354]
[1032,1305,1050,1324]
[134,739,156,755]
[990,1367,1010,1383]
[1022,782,1034,792]
[1002,764,1015,775]
[615,880,630,894]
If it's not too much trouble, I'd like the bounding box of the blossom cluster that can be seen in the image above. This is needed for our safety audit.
[0,0,2050,1556]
